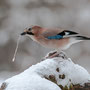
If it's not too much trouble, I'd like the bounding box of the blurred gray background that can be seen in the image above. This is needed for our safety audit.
[0,0,90,84]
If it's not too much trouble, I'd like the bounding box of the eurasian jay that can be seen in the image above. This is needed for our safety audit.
[21,25,90,59]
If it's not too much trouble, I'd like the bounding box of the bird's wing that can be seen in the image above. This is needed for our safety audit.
[42,29,78,40]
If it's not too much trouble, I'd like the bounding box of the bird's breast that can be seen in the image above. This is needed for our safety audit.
[35,36,70,50]
[29,35,38,42]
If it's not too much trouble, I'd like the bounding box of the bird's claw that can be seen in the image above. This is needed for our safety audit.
[58,51,68,59]
[42,51,68,60]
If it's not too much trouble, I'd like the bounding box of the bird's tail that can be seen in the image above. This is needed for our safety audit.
[69,36,90,45]
[74,36,90,40]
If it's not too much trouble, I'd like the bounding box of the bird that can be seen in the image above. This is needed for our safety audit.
[21,25,90,59]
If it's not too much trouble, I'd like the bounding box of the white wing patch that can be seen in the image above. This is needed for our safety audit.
[65,32,69,35]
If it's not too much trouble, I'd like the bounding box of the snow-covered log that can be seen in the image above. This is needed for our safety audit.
[0,53,90,90]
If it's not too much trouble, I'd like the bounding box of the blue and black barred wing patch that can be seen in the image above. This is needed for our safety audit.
[47,35,63,40]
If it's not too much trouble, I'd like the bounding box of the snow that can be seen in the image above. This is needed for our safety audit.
[1,57,90,90]
[0,79,4,87]
[4,74,60,90]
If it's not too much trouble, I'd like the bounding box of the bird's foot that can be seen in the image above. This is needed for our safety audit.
[42,51,68,60]
[58,51,68,60]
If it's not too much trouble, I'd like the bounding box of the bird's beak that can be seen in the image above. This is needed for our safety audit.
[21,29,28,36]
[21,29,34,36]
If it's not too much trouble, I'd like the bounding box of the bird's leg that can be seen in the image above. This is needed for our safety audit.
[47,51,58,58]
[42,50,58,60]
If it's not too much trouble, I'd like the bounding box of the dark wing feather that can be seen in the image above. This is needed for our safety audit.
[58,30,78,36]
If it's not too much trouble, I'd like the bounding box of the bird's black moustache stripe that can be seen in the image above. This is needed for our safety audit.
[27,32,34,35]
[21,32,27,35]
[21,32,34,36]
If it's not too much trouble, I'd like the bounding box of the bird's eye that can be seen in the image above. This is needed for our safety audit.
[28,28,32,31]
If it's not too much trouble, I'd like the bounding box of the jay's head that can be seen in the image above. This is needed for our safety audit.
[21,25,42,36]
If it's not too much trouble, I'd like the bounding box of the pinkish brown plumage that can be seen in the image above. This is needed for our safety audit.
[21,25,90,58]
